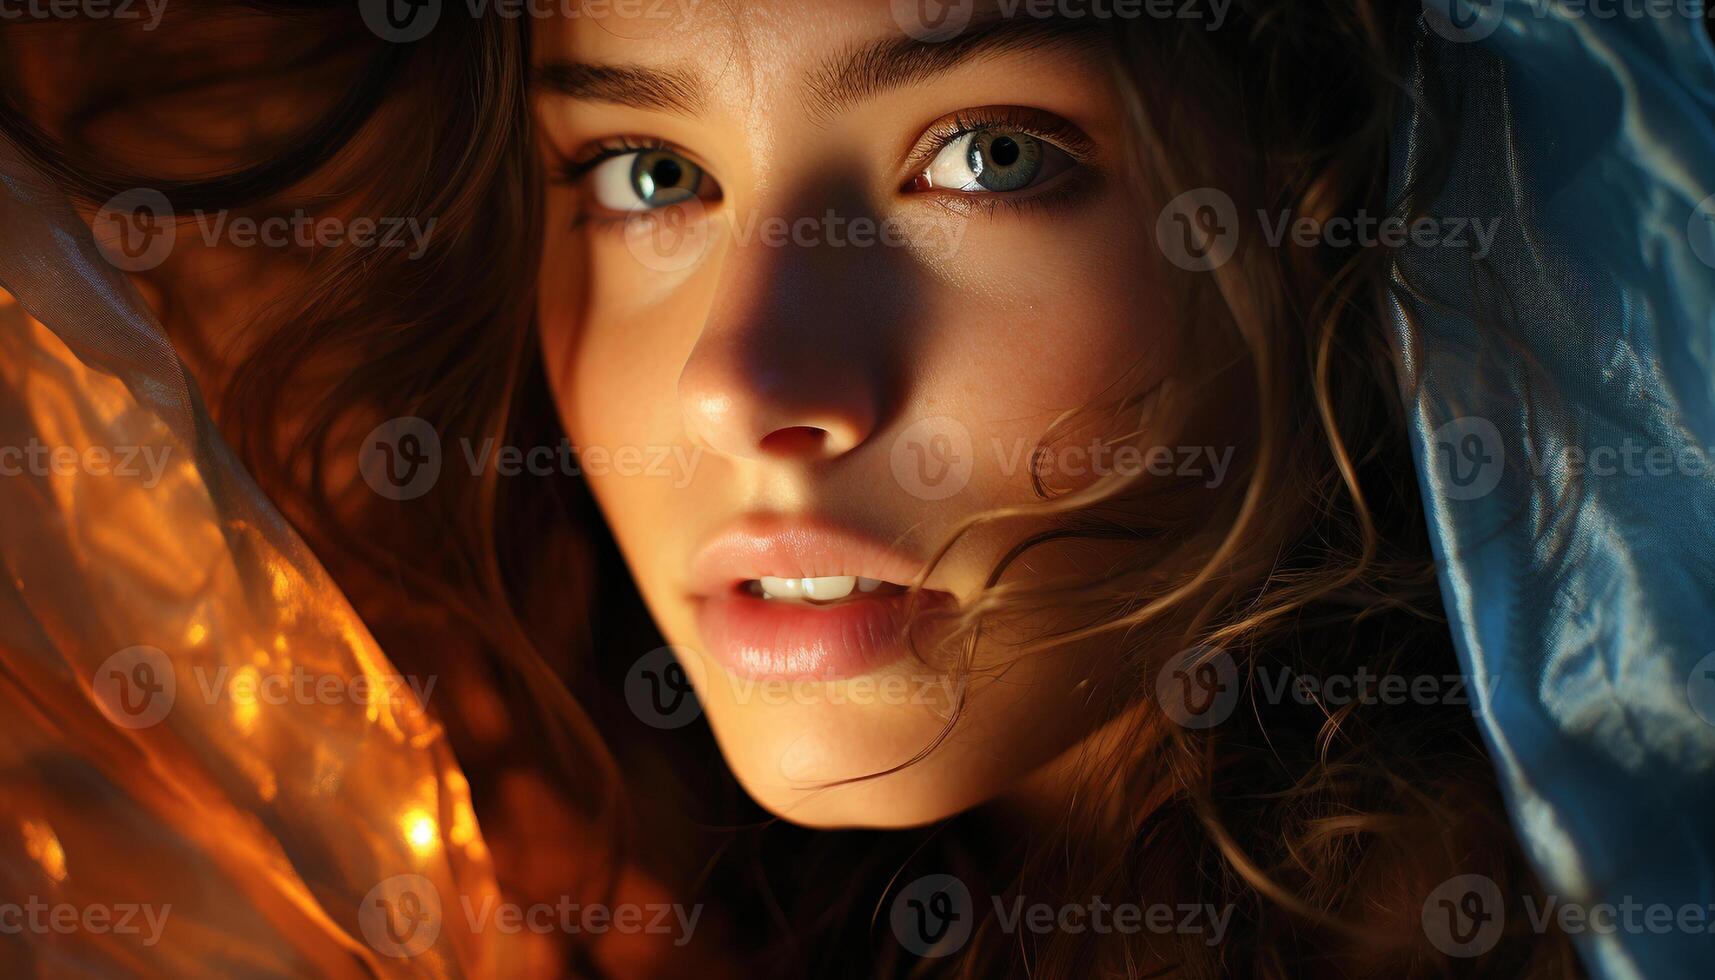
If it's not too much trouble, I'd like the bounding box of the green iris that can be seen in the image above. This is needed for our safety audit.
[630,150,702,207]
[967,131,1043,192]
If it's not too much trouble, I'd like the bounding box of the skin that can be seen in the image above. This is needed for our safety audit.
[534,1,1174,828]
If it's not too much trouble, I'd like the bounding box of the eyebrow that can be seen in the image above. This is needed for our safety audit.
[533,61,707,116]
[533,16,1109,122]
[802,15,1112,122]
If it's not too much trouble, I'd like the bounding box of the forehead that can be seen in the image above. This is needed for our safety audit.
[532,1,1112,122]
[534,0,897,64]
[529,0,1089,73]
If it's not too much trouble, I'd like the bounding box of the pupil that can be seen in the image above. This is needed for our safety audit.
[989,136,1021,168]
[651,158,684,190]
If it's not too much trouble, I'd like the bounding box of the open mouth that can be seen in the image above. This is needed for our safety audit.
[700,580,954,680]
[688,516,958,680]
[741,576,910,604]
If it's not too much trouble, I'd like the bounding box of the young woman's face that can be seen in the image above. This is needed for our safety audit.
[535,1,1173,827]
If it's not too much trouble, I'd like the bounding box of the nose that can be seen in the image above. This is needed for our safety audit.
[677,211,901,463]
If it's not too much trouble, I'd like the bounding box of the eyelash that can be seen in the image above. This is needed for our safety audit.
[907,106,1096,173]
[557,135,709,231]
[555,135,677,184]
[903,106,1100,214]
[553,107,1099,228]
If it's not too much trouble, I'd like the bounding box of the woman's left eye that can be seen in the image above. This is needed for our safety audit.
[584,148,714,213]
[917,128,1076,194]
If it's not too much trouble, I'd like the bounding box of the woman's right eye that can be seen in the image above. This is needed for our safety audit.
[584,148,717,214]
[920,128,1075,194]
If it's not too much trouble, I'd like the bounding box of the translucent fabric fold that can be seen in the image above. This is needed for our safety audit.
[0,143,519,975]
[1392,6,1715,978]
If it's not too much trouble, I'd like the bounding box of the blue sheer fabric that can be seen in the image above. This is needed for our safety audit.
[1396,4,1715,977]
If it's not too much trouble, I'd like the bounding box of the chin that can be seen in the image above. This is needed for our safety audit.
[729,766,991,831]
[705,716,1003,830]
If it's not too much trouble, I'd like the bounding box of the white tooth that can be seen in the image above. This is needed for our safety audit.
[759,576,804,599]
[857,577,883,593]
[802,575,857,600]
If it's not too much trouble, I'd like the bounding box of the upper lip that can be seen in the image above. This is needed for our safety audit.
[687,514,935,598]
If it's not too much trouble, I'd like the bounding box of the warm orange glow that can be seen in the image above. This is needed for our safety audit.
[21,820,66,883]
[402,809,438,854]
[230,664,261,733]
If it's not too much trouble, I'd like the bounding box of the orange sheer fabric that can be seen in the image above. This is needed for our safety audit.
[0,290,526,976]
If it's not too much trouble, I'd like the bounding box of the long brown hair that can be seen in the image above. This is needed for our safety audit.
[2,3,1581,977]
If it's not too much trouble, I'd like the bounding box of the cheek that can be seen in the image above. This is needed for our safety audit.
[537,209,719,603]
[947,279,1159,414]
[537,186,588,400]
[918,190,1173,485]
[538,204,707,464]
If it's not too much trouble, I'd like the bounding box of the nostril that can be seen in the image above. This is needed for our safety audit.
[758,426,830,457]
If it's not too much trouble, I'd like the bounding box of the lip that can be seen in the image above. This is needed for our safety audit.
[688,515,956,680]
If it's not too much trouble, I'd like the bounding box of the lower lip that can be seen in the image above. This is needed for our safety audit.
[694,587,955,680]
